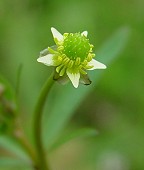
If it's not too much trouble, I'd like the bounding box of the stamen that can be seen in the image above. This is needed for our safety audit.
[57,46,64,51]
[62,57,70,65]
[57,56,63,62]
[85,65,94,69]
[67,60,74,68]
[63,33,69,38]
[75,57,81,65]
[90,44,94,48]
[59,66,66,76]
[48,47,58,54]
[62,54,67,59]
[87,54,93,62]
[83,59,88,66]
[92,53,95,58]
[78,65,82,69]
[56,65,64,73]
[54,56,63,65]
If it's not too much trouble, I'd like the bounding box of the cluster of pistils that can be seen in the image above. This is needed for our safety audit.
[53,33,96,75]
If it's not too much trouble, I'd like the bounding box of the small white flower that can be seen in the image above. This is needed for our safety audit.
[37,27,106,88]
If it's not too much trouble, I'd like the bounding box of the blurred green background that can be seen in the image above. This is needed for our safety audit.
[0,0,144,169]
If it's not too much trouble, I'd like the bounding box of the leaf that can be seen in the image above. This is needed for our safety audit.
[50,128,98,151]
[0,157,31,168]
[43,27,131,149]
[0,75,17,134]
[96,27,130,65]
[0,74,16,102]
[0,135,30,161]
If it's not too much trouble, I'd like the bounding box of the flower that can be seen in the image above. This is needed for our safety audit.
[37,27,106,88]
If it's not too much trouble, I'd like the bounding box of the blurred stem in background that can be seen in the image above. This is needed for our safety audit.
[33,72,54,170]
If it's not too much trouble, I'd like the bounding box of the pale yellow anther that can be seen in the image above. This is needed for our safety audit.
[63,33,69,37]
[59,66,66,76]
[67,60,74,68]
[85,65,94,69]
[87,54,93,62]
[90,44,94,48]
[83,59,88,66]
[48,47,58,54]
[75,57,81,65]
[63,57,70,65]
[78,65,82,69]
[64,60,70,65]
[92,53,95,58]
[56,65,63,73]
[62,54,67,58]
[57,56,63,62]
[57,45,64,51]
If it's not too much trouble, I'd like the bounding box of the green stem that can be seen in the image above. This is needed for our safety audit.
[33,72,55,170]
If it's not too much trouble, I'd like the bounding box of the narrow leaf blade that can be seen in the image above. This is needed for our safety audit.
[50,128,98,151]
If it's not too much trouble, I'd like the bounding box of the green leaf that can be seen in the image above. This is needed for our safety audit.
[0,136,30,161]
[50,128,98,151]
[0,157,31,168]
[43,27,131,149]
[0,74,16,102]
[0,75,17,134]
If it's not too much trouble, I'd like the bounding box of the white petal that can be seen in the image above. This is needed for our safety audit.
[87,59,107,70]
[81,31,88,37]
[66,71,80,88]
[37,54,54,66]
[51,27,63,41]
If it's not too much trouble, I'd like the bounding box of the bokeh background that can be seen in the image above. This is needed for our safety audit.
[0,0,144,169]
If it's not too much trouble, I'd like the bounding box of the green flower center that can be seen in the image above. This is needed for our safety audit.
[62,33,90,61]
[48,31,95,77]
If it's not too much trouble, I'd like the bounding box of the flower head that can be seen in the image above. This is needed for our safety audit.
[37,27,106,88]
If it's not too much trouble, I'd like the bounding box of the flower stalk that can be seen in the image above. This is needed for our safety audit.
[33,72,55,170]
[34,27,106,170]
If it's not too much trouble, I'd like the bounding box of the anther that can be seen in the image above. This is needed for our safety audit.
[57,46,64,51]
[90,44,94,48]
[85,65,94,69]
[48,47,58,54]
[57,56,63,62]
[62,54,67,58]
[56,65,63,73]
[83,59,88,66]
[63,57,70,65]
[67,60,74,68]
[75,57,81,65]
[78,65,82,70]
[87,54,93,62]
[59,66,66,76]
